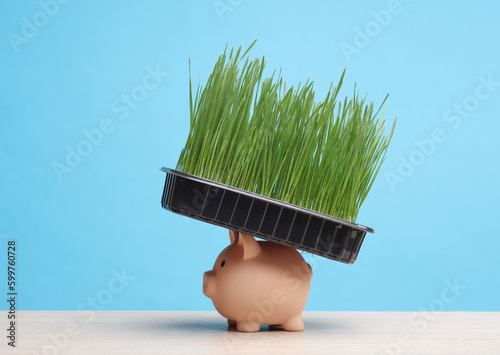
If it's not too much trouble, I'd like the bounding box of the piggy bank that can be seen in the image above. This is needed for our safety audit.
[203,230,313,332]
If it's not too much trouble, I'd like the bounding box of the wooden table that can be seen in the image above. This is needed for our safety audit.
[2,311,499,354]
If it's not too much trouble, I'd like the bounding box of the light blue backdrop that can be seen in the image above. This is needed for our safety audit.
[1,0,499,312]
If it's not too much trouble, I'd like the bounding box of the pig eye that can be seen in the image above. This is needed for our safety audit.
[220,260,226,267]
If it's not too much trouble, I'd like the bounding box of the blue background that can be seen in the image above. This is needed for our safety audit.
[1,0,499,311]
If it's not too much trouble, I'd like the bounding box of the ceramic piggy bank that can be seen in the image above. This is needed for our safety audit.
[203,230,313,332]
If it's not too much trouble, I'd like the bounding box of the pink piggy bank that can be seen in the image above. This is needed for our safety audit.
[203,230,313,332]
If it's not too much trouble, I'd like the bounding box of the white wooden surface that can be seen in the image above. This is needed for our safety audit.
[2,311,499,354]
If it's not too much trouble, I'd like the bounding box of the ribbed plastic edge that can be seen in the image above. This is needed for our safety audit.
[160,167,373,264]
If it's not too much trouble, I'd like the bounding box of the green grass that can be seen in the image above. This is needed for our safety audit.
[176,41,396,222]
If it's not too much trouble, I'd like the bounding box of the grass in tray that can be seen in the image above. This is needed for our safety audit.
[176,41,396,222]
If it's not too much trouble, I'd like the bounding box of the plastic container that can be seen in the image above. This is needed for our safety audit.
[160,167,374,264]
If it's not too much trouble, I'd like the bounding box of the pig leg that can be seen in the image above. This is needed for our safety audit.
[227,319,236,326]
[236,321,261,332]
[282,314,304,331]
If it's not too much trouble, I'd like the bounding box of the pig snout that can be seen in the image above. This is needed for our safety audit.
[203,270,216,299]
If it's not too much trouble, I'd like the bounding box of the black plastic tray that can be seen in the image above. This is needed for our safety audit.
[160,167,374,264]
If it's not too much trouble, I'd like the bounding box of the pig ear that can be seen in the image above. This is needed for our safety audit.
[229,230,239,244]
[236,233,261,259]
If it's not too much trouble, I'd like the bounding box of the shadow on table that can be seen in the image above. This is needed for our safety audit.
[131,317,339,333]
